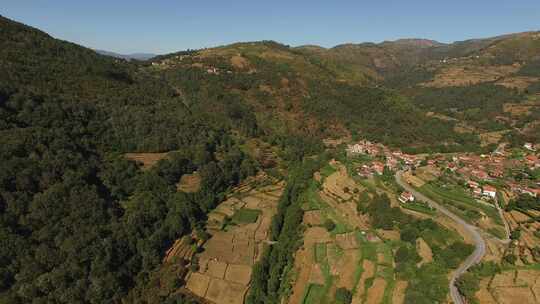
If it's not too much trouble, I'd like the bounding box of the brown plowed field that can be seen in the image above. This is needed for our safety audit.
[183,178,284,303]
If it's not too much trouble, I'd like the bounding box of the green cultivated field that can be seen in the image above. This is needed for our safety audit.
[401,201,437,215]
[315,243,327,263]
[232,208,261,224]
[303,284,325,304]
[420,182,503,228]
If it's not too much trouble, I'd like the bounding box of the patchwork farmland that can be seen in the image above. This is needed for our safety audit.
[184,176,285,304]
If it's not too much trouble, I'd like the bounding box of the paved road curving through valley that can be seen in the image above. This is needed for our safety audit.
[396,171,486,304]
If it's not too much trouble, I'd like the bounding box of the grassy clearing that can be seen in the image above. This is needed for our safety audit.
[422,183,476,205]
[382,279,396,304]
[304,181,325,211]
[302,284,325,304]
[401,201,437,215]
[361,242,378,262]
[488,227,507,239]
[377,243,396,304]
[309,250,334,304]
[357,178,377,193]
[231,208,261,224]
[315,243,327,263]
[352,261,365,294]
[420,183,503,225]
[378,265,393,280]
[331,221,350,235]
[420,222,462,247]
[351,232,367,294]
[320,262,334,304]
[320,164,337,179]
[502,263,540,271]
[378,243,394,266]
[301,232,334,303]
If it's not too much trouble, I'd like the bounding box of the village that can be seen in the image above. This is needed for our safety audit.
[343,138,540,303]
[346,140,540,203]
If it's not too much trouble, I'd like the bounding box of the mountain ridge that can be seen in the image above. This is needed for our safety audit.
[95,49,157,61]
[1,13,540,304]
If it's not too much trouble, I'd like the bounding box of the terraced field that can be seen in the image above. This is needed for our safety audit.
[288,162,403,304]
[184,176,285,304]
[475,267,540,304]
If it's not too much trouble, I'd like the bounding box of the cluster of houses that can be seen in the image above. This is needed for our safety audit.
[347,141,421,177]
[507,183,540,198]
[357,161,385,177]
[439,55,481,64]
[466,181,497,199]
[205,67,233,75]
[347,140,381,155]
[150,55,235,75]
[347,139,540,200]
[431,144,540,199]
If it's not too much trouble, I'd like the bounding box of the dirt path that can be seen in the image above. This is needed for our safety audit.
[396,171,486,304]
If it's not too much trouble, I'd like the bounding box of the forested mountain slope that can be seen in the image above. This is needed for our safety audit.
[0,15,258,304]
[0,13,538,304]
[0,14,453,304]
[147,40,471,150]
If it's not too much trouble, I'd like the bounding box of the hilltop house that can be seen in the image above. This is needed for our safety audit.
[482,185,497,199]
[399,192,415,203]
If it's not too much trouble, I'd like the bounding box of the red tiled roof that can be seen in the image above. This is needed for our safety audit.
[483,185,496,192]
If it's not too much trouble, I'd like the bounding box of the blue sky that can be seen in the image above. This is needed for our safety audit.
[2,1,539,54]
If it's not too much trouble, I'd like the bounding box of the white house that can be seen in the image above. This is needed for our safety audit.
[399,192,415,203]
[482,185,497,199]
[347,143,363,154]
[524,143,536,151]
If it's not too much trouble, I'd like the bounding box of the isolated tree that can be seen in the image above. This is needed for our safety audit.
[504,254,517,265]
[336,288,352,304]
[324,219,336,232]
[510,229,521,240]
[400,227,420,243]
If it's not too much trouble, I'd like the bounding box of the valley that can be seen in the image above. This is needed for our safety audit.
[149,139,539,304]
[0,13,539,304]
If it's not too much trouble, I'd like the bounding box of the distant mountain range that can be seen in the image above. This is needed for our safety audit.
[95,49,157,60]
[1,13,540,304]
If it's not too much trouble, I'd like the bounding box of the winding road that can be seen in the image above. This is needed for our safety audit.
[396,171,486,304]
